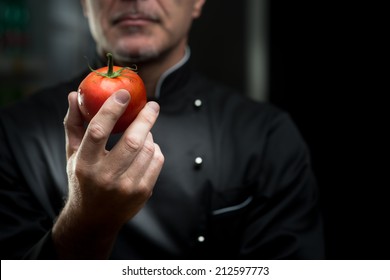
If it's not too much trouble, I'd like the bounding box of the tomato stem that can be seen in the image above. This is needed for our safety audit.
[87,53,138,78]
[107,53,114,77]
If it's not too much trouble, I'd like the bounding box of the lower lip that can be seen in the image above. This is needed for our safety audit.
[116,19,152,27]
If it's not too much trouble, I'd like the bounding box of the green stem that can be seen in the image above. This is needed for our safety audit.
[107,53,114,77]
[87,53,137,78]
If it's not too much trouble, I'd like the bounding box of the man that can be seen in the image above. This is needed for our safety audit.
[0,0,325,259]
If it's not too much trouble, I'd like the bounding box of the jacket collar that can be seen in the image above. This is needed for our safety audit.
[154,47,191,99]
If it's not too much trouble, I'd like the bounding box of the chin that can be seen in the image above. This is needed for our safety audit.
[111,38,161,64]
[114,51,159,64]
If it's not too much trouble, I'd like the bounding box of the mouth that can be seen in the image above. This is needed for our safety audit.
[111,12,159,27]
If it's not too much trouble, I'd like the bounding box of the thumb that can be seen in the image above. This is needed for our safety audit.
[64,91,85,159]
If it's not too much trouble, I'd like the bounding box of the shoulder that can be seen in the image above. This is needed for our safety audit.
[0,72,87,158]
[0,72,86,130]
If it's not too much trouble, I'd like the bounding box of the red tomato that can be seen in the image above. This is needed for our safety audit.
[78,53,147,134]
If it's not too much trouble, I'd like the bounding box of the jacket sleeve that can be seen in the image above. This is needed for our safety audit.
[0,171,58,259]
[239,112,325,259]
[0,120,58,260]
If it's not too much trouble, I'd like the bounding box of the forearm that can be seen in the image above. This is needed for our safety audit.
[52,201,122,259]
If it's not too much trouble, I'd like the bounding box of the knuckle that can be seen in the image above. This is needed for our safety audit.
[155,151,165,166]
[101,105,120,122]
[122,174,152,199]
[63,114,69,127]
[63,114,72,133]
[87,121,107,143]
[154,144,165,165]
[138,110,156,128]
[141,140,156,157]
[135,182,153,200]
[124,134,143,153]
[98,171,116,188]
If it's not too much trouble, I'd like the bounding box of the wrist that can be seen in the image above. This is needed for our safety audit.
[52,200,121,259]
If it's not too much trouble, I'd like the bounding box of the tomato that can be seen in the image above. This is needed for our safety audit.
[77,53,147,134]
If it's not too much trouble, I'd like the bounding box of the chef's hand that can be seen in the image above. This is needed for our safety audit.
[53,89,164,259]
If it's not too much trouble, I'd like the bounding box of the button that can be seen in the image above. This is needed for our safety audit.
[197,236,205,242]
[194,99,202,108]
[194,157,203,167]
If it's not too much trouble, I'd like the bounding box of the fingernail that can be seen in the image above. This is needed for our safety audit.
[147,101,160,113]
[114,90,130,104]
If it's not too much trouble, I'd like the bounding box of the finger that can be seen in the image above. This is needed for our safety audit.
[108,101,160,166]
[122,137,164,199]
[119,132,156,183]
[78,89,130,163]
[137,142,164,193]
[64,91,85,159]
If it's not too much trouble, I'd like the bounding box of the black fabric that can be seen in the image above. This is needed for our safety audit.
[0,60,325,259]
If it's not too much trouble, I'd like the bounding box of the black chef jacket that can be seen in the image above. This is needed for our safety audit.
[0,56,325,259]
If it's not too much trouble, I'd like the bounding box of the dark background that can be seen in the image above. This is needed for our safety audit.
[267,1,388,259]
[1,0,388,259]
[191,1,388,260]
